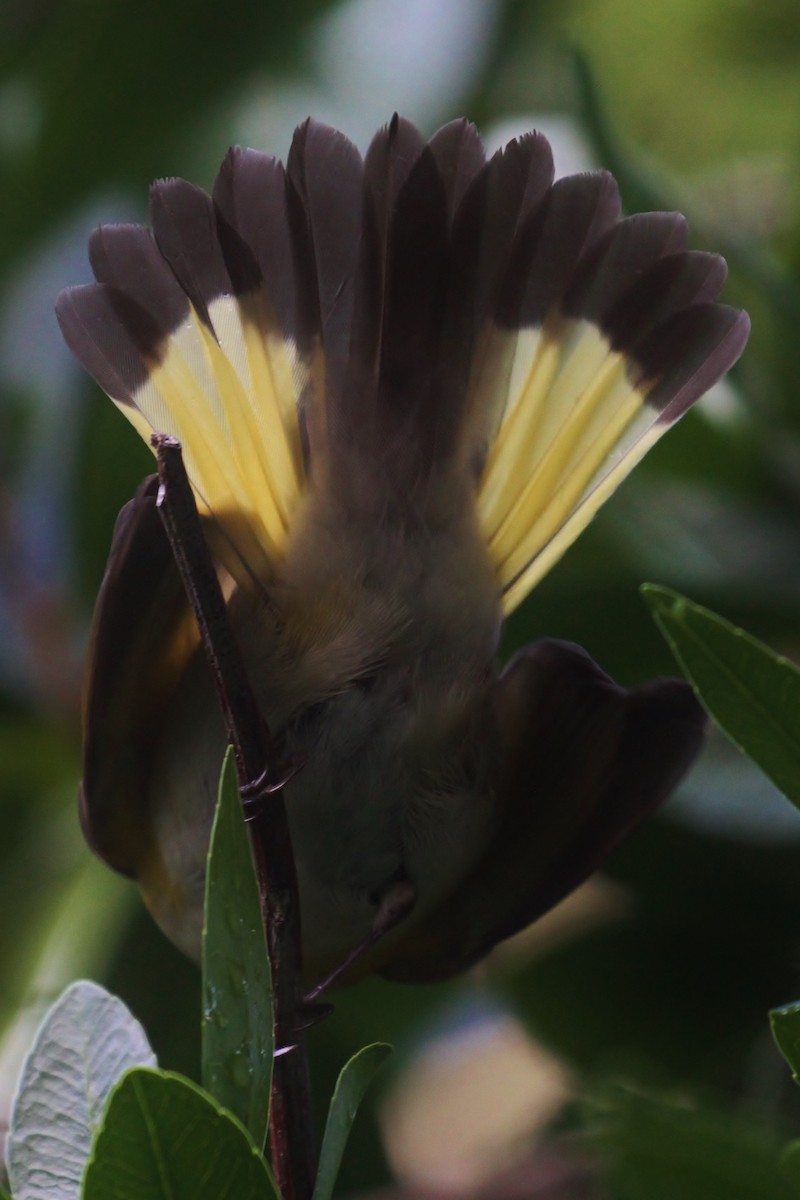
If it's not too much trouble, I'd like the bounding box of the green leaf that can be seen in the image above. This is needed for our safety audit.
[589,1084,792,1199]
[202,747,273,1151]
[7,980,155,1200]
[642,585,800,809]
[82,1067,278,1200]
[312,1043,392,1200]
[770,1002,800,1084]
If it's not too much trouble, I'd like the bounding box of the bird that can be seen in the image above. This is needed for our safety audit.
[57,115,749,986]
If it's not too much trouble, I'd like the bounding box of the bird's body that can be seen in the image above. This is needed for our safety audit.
[148,478,502,975]
[58,115,749,983]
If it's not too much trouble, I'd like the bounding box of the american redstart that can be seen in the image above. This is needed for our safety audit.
[57,116,748,985]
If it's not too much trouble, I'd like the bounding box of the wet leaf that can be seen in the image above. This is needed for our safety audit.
[82,1067,278,1199]
[202,747,272,1150]
[312,1043,392,1200]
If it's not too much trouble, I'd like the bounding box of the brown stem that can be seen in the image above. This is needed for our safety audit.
[152,434,315,1200]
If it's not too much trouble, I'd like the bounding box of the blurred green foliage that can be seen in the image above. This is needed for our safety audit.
[1,0,800,1196]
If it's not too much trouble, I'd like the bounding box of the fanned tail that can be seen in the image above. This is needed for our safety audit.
[56,116,749,612]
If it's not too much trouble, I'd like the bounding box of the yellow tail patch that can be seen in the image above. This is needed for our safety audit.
[123,294,307,587]
[478,319,659,614]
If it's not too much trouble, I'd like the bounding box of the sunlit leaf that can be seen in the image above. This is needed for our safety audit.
[82,1068,278,1200]
[202,747,272,1151]
[7,980,155,1200]
[312,1043,392,1200]
[643,585,800,809]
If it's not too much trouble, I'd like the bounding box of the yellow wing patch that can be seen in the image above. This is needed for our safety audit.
[478,319,658,615]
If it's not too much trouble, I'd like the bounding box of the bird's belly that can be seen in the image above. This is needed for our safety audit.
[280,679,498,979]
[146,505,503,976]
[146,648,498,980]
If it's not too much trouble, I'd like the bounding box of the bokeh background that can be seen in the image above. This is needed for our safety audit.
[1,0,800,1195]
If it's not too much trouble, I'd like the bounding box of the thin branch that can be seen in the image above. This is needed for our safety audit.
[153,434,315,1200]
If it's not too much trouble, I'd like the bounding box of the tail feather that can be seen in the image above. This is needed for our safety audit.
[603,249,727,348]
[148,179,231,331]
[563,211,689,323]
[285,119,363,407]
[89,223,189,336]
[372,146,450,440]
[471,132,555,322]
[498,171,623,330]
[212,146,297,338]
[427,118,486,222]
[56,116,750,613]
[345,117,475,507]
[352,121,447,454]
[148,177,304,573]
[475,171,749,611]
